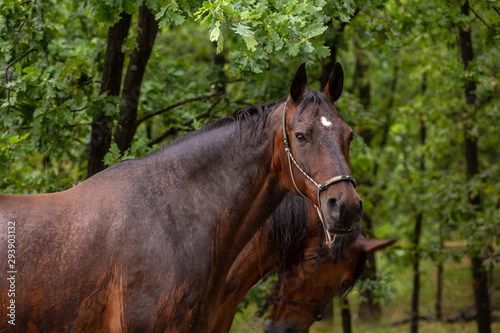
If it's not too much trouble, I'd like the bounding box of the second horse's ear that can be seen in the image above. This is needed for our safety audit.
[361,238,396,253]
[290,62,307,104]
[322,62,344,103]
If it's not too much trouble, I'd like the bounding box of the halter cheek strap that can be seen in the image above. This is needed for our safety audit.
[282,104,356,248]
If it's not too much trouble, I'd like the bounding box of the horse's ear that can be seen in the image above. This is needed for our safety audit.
[322,62,344,103]
[290,62,307,104]
[361,238,396,253]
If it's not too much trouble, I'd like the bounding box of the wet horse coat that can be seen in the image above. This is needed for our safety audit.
[0,63,362,332]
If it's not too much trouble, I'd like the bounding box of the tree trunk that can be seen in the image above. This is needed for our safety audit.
[411,73,427,332]
[87,13,132,178]
[212,42,227,95]
[435,235,444,321]
[410,213,422,333]
[319,19,351,91]
[458,2,491,333]
[115,3,159,153]
[471,256,491,333]
[320,32,340,91]
[341,297,352,333]
[358,214,383,322]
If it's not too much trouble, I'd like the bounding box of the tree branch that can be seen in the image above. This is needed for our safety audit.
[136,92,216,126]
[147,94,226,147]
[21,122,91,130]
[392,314,434,326]
[1,48,38,72]
[492,5,500,17]
[469,5,498,33]
[70,105,89,112]
[77,80,102,89]
[1,48,39,114]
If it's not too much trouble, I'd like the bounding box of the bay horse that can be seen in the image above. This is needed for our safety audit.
[213,194,393,332]
[263,220,395,333]
[0,62,362,332]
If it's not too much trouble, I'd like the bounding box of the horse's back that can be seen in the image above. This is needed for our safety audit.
[0,161,197,331]
[0,174,135,331]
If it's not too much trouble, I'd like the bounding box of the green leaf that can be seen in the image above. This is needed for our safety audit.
[216,34,225,53]
[231,22,254,38]
[242,36,257,51]
[209,21,221,42]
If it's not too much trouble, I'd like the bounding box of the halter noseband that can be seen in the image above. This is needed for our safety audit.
[272,297,327,321]
[282,103,356,247]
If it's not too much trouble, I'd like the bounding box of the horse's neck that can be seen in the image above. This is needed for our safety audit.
[215,223,275,332]
[153,111,285,265]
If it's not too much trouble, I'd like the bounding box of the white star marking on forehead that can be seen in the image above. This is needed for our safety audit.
[321,116,333,128]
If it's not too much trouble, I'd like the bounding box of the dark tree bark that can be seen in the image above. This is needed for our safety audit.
[87,13,132,178]
[319,16,357,91]
[374,65,397,177]
[458,2,491,333]
[340,297,352,333]
[411,211,423,333]
[319,28,342,91]
[115,3,159,153]
[435,235,444,321]
[358,214,382,322]
[212,42,227,95]
[411,75,427,333]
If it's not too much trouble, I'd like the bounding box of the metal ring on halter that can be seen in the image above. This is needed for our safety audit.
[282,103,356,247]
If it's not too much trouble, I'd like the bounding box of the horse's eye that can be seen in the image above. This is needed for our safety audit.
[295,133,307,143]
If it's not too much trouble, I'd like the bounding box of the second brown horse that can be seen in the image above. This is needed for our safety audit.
[214,194,394,332]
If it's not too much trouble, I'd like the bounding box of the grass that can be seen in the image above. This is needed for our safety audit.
[229,251,500,332]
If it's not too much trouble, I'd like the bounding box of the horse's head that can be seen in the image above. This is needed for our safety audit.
[277,62,362,237]
[263,229,395,333]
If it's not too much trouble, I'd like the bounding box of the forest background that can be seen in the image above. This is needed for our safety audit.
[1,0,499,332]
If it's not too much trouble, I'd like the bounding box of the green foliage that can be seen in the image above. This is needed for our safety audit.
[357,271,397,306]
[91,0,142,24]
[237,272,277,315]
[195,0,354,75]
[103,137,155,167]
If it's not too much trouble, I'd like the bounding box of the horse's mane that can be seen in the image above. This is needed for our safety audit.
[150,89,335,154]
[326,224,366,297]
[202,96,287,133]
[151,96,288,152]
[266,193,310,273]
[202,89,330,133]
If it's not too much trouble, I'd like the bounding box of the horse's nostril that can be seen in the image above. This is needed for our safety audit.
[359,199,363,211]
[326,197,340,221]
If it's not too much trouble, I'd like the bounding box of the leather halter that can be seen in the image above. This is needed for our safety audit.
[282,103,356,247]
[272,297,327,321]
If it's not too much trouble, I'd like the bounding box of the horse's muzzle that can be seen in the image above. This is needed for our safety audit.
[263,320,306,333]
[324,191,363,234]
